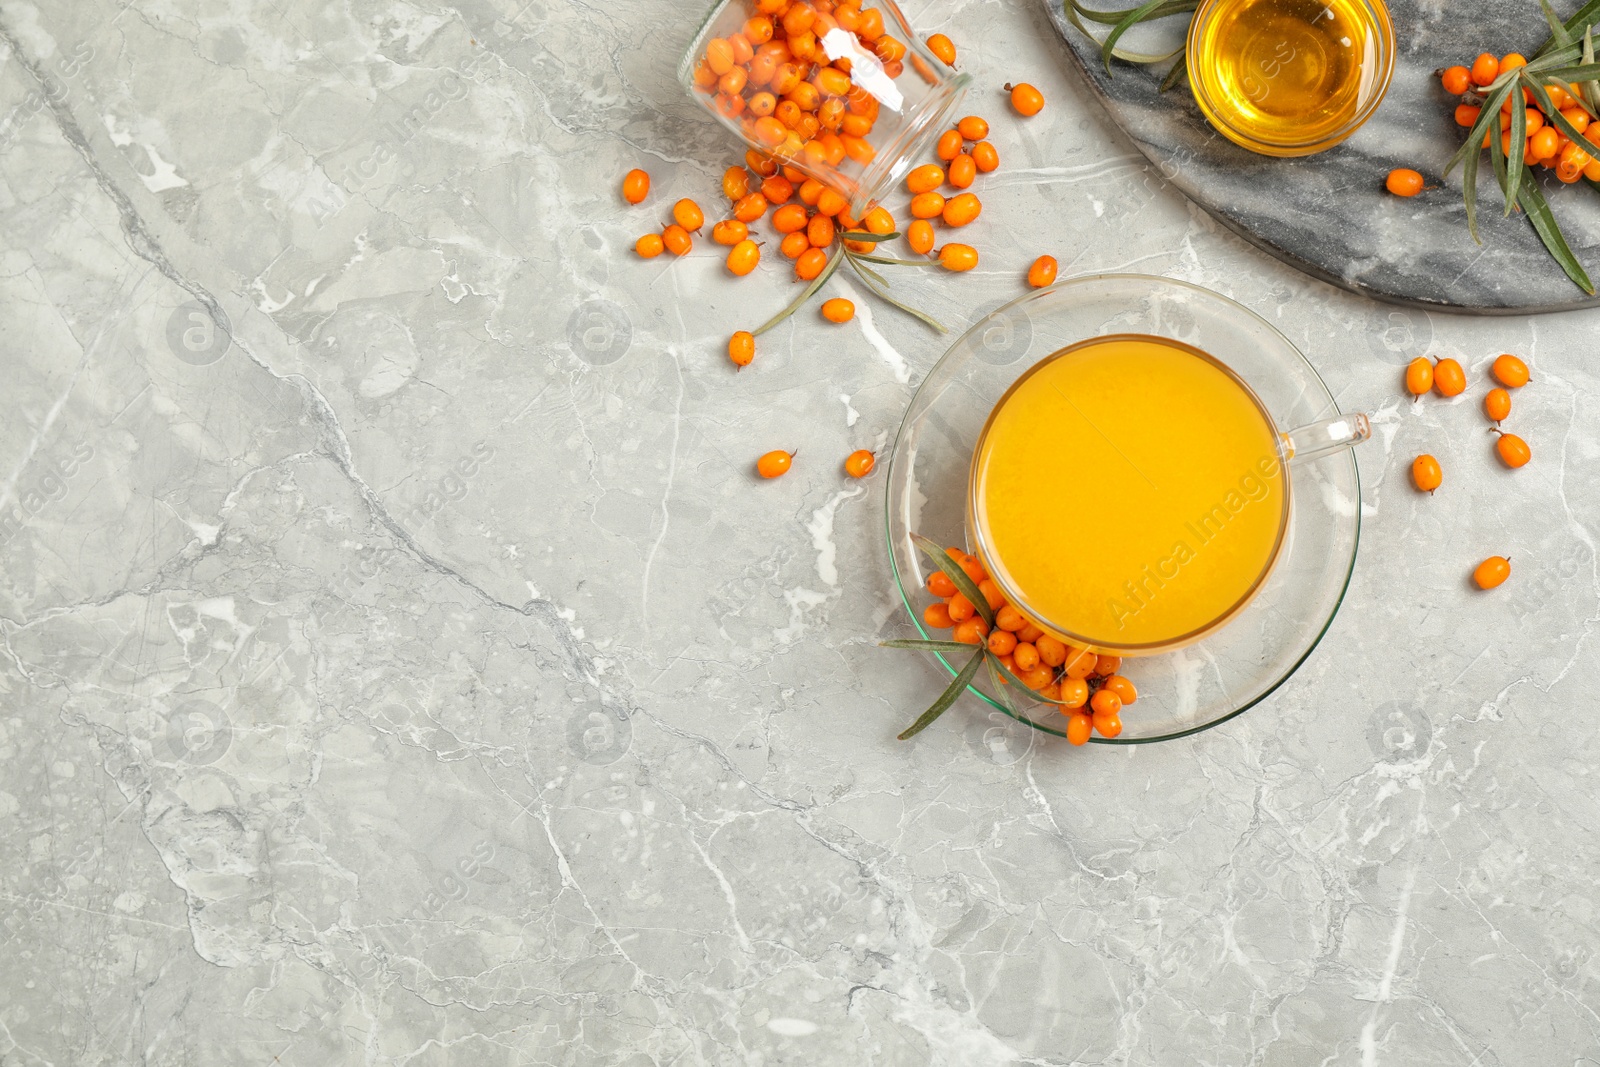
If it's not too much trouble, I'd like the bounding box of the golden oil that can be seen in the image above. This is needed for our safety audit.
[1188,0,1393,155]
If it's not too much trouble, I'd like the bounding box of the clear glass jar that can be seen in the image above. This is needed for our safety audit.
[679,0,970,218]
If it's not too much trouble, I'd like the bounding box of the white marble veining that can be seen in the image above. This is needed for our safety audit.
[2,0,1599,1063]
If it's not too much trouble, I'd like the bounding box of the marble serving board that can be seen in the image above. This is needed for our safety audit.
[1044,0,1600,313]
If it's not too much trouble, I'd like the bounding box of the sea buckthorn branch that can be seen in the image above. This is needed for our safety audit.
[750,248,844,336]
[894,647,986,739]
[1063,0,1194,83]
[911,534,994,626]
[842,254,950,333]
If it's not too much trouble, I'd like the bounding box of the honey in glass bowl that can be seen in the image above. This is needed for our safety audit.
[1186,0,1395,156]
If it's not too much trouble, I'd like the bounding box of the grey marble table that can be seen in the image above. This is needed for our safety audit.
[1048,0,1600,312]
[3,0,1599,1063]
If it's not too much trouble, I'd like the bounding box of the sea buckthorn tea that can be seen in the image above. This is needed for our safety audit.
[969,335,1289,650]
[1187,0,1393,155]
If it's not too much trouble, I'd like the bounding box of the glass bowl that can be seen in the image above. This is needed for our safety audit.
[884,274,1362,744]
[1185,0,1395,157]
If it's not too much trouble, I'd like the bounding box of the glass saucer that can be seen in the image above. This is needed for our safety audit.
[884,274,1361,743]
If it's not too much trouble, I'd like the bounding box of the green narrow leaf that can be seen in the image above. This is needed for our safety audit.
[1159,53,1187,92]
[881,638,981,653]
[1542,0,1575,51]
[848,255,890,290]
[1446,79,1516,175]
[1584,28,1600,112]
[837,231,899,244]
[1069,0,1197,25]
[848,252,940,267]
[1505,94,1527,216]
[1519,170,1597,294]
[751,251,843,337]
[1102,0,1176,72]
[909,533,995,627]
[897,649,986,739]
[984,654,1022,716]
[1535,0,1600,56]
[1064,0,1188,65]
[844,257,948,333]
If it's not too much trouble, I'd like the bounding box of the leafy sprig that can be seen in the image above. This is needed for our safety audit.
[751,232,948,338]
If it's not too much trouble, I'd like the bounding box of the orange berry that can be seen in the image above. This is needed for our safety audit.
[662,224,692,256]
[1454,103,1482,127]
[1013,642,1040,672]
[958,554,987,584]
[1492,353,1530,387]
[1469,52,1499,86]
[1530,126,1560,161]
[907,219,935,254]
[744,15,774,44]
[808,213,836,248]
[1484,387,1511,422]
[711,219,748,245]
[816,188,848,217]
[843,448,875,478]
[1014,622,1042,644]
[1092,709,1123,739]
[905,164,946,193]
[733,192,769,223]
[1027,255,1058,288]
[635,233,664,258]
[797,180,825,208]
[1474,555,1511,589]
[722,167,751,201]
[1094,654,1121,677]
[1006,82,1044,115]
[672,198,704,231]
[1404,356,1433,396]
[910,191,946,218]
[1500,52,1528,73]
[971,141,999,172]
[994,605,1025,632]
[761,175,794,204]
[1441,65,1471,95]
[924,601,954,628]
[705,38,735,76]
[1090,688,1123,717]
[756,449,793,478]
[795,247,829,280]
[975,579,1006,611]
[728,330,755,368]
[1020,666,1054,690]
[1065,712,1093,745]
[622,168,650,204]
[772,203,808,233]
[821,297,855,323]
[1561,106,1592,135]
[926,571,957,599]
[726,238,760,275]
[856,7,885,40]
[1385,168,1424,196]
[1411,454,1442,492]
[956,115,989,141]
[862,206,896,234]
[952,617,991,644]
[947,592,975,622]
[947,153,977,189]
[987,629,1017,656]
[941,193,981,226]
[1064,646,1097,679]
[936,128,964,160]
[1494,431,1531,468]
[927,33,957,66]
[1102,675,1137,705]
[937,243,978,271]
[1059,678,1090,709]
[780,231,811,258]
[1433,357,1466,397]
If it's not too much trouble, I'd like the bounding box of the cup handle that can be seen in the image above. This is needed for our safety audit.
[1282,412,1372,466]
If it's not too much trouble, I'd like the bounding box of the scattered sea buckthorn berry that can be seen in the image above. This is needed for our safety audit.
[746,148,778,177]
[947,153,977,188]
[808,214,836,248]
[712,219,748,245]
[1005,82,1044,115]
[937,128,964,161]
[756,449,793,478]
[728,330,755,368]
[672,198,704,231]
[780,231,810,258]
[798,178,825,206]
[1028,255,1058,288]
[1065,713,1093,745]
[795,247,828,280]
[907,219,935,254]
[906,164,945,193]
[622,168,650,204]
[722,167,751,201]
[761,175,794,204]
[927,33,956,66]
[726,238,760,275]
[1411,454,1442,493]
[772,203,808,233]
[953,617,991,644]
[971,141,999,172]
[732,192,769,222]
[1494,430,1531,468]
[1094,654,1121,676]
[937,243,978,271]
[662,224,692,256]
[821,297,855,323]
[1440,65,1471,95]
[910,191,947,218]
[1433,357,1466,397]
[924,601,954,628]
[1405,356,1434,396]
[636,233,666,258]
[862,206,896,234]
[947,592,975,622]
[1092,708,1123,738]
[987,628,1017,656]
[942,192,982,226]
[956,115,989,140]
[1474,555,1511,589]
[927,569,957,597]
[817,188,849,217]
[994,604,1025,631]
[1484,387,1511,422]
[1385,168,1425,196]
[1103,675,1137,705]
[1492,353,1530,387]
[1089,687,1123,715]
[1059,678,1090,709]
[843,449,875,478]
[1469,52,1499,87]
[1454,103,1482,127]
